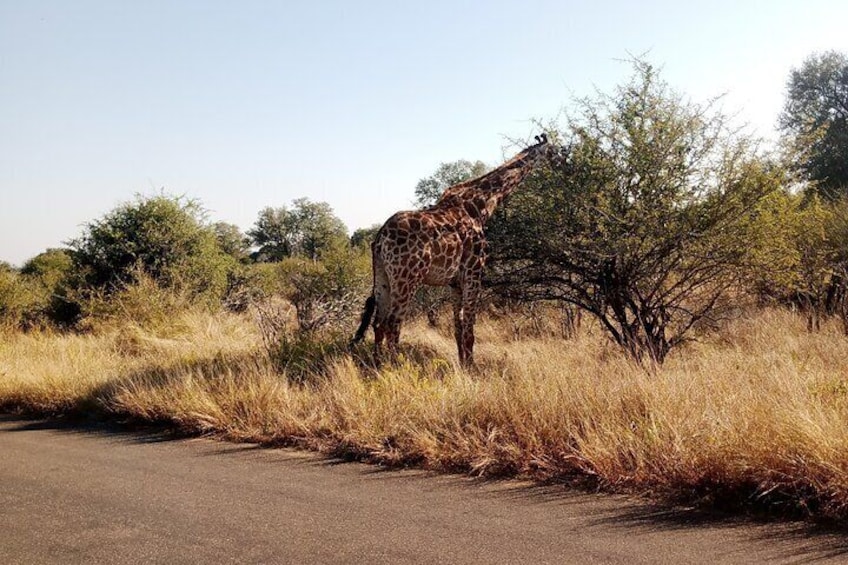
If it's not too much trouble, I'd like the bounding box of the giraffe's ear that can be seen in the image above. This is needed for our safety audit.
[534,135,542,144]
[540,133,548,144]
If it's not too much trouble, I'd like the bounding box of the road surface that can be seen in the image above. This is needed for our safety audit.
[1,415,845,564]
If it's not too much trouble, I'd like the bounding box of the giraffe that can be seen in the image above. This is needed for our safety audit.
[352,135,552,367]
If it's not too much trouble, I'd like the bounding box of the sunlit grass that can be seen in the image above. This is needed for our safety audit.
[3,308,848,519]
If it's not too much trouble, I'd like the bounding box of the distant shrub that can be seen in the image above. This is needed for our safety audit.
[17,248,78,327]
[349,224,381,250]
[245,245,370,362]
[0,269,42,330]
[0,250,76,331]
[279,245,370,334]
[222,263,281,313]
[248,198,349,262]
[66,194,237,323]
[251,245,370,355]
[750,192,848,331]
[20,248,73,290]
[212,222,252,263]
[78,268,200,334]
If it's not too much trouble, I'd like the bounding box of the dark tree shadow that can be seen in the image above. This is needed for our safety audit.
[274,334,456,383]
[478,480,848,562]
[0,412,181,444]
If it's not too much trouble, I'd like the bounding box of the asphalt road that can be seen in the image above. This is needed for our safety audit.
[1,416,846,564]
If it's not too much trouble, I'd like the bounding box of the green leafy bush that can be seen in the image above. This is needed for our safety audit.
[278,245,370,334]
[0,250,76,330]
[751,192,848,330]
[0,269,40,330]
[66,194,236,324]
[488,61,783,363]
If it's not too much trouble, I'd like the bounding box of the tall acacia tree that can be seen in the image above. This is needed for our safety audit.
[780,50,848,199]
[487,61,783,363]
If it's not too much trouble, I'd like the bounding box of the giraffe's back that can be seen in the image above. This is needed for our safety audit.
[373,209,473,288]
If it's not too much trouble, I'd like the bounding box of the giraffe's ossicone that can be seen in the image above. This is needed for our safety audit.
[352,135,552,367]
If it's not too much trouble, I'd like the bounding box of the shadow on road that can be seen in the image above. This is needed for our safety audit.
[0,412,181,444]
[3,412,847,563]
[483,481,848,563]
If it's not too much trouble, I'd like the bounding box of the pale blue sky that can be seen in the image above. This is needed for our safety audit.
[1,1,846,265]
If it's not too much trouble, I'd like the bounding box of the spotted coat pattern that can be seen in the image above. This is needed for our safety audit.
[361,137,550,366]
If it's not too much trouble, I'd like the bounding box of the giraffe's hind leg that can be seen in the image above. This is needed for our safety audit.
[372,261,391,361]
[375,273,423,363]
[389,275,426,354]
[373,312,400,363]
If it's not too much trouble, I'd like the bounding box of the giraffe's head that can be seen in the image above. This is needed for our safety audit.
[477,133,554,211]
[485,133,554,185]
[519,133,553,166]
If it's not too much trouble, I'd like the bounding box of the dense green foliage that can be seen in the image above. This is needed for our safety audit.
[213,222,252,263]
[67,195,235,302]
[752,191,848,330]
[350,224,381,249]
[780,50,848,199]
[278,245,371,333]
[20,248,76,327]
[248,198,348,261]
[0,269,37,330]
[20,248,72,285]
[487,62,782,362]
[0,249,75,329]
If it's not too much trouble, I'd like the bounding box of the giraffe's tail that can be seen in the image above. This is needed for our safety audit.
[351,295,376,345]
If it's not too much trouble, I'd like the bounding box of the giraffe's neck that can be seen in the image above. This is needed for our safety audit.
[453,151,532,192]
[438,166,530,223]
[434,139,548,223]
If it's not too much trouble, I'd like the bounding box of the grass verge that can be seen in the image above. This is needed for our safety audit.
[3,309,848,521]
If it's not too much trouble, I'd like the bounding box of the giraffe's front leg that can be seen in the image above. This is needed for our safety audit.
[373,322,386,360]
[452,284,479,368]
[385,316,401,355]
[451,286,464,365]
[459,307,477,368]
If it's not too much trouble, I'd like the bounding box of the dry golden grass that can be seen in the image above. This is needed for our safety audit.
[3,308,848,519]
[0,311,258,414]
